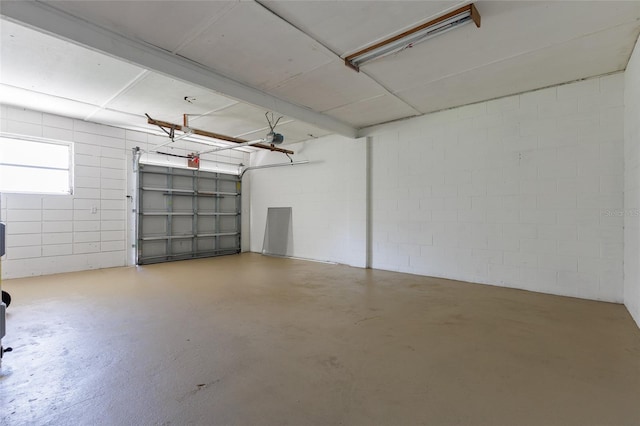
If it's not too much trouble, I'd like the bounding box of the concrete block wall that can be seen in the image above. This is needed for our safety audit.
[362,73,625,302]
[624,35,640,327]
[0,105,130,278]
[249,135,367,267]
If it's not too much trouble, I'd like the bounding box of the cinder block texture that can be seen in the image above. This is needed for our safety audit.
[367,74,625,303]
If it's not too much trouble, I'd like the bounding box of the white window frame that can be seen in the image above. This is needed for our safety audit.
[0,133,74,195]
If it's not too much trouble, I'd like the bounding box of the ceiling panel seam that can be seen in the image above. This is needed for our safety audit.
[353,69,421,115]
[100,107,147,121]
[233,119,295,139]
[186,103,242,126]
[264,60,341,92]
[322,93,387,113]
[392,20,640,96]
[84,70,150,121]
[171,2,239,54]
[0,82,100,109]
[0,1,357,138]
[253,0,421,116]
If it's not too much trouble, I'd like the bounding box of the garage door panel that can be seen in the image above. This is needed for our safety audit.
[141,192,168,211]
[171,216,193,235]
[141,172,167,188]
[137,164,241,264]
[140,240,167,258]
[219,197,237,213]
[219,216,238,232]
[219,235,238,250]
[197,198,215,211]
[172,175,193,191]
[172,196,193,212]
[197,237,215,252]
[218,180,238,193]
[197,176,217,192]
[141,216,167,237]
[197,217,215,233]
[171,239,193,255]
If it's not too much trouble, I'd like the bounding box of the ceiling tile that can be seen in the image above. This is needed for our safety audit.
[176,2,335,90]
[267,60,387,112]
[395,22,639,115]
[325,94,418,128]
[185,103,274,138]
[106,72,238,126]
[46,1,237,52]
[0,19,145,106]
[88,108,151,131]
[363,1,640,93]
[260,0,463,54]
[0,84,98,121]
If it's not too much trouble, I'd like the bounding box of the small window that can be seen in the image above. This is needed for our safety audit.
[0,135,73,194]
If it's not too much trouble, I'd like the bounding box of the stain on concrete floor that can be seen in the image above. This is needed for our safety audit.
[1,253,639,425]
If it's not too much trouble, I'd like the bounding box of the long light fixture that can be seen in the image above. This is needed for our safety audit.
[344,3,481,72]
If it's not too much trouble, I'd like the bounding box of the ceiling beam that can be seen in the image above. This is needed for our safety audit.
[0,1,358,139]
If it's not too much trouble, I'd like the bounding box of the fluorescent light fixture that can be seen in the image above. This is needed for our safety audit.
[344,3,481,72]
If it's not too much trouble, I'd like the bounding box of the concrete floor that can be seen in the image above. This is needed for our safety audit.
[1,253,639,426]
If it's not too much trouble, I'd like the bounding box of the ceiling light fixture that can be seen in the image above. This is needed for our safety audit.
[344,3,481,72]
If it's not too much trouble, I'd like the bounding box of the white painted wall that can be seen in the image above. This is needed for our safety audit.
[624,36,640,328]
[362,74,625,303]
[0,105,248,278]
[0,106,130,278]
[249,135,367,267]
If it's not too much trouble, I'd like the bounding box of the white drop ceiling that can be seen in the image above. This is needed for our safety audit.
[1,1,640,146]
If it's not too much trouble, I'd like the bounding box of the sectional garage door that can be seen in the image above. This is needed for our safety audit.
[136,164,241,265]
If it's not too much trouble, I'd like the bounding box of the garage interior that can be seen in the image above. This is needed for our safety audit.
[1,1,640,425]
